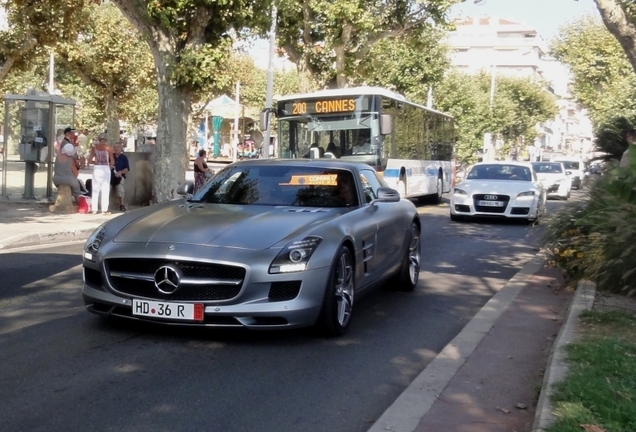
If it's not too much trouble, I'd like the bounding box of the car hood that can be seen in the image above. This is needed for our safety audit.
[457,179,539,195]
[113,202,344,250]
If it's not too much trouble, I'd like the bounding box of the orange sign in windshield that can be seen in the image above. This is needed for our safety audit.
[282,175,338,186]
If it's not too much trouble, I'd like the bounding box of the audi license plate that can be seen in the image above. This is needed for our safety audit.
[478,200,504,207]
[132,299,204,321]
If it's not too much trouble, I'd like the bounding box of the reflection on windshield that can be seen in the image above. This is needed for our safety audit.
[279,114,380,161]
[191,165,360,207]
[467,164,532,181]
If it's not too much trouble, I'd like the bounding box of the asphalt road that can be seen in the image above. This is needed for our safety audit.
[0,196,570,432]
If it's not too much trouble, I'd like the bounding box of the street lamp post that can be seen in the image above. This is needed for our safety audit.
[262,5,278,159]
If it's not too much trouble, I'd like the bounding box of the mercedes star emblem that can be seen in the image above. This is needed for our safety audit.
[153,264,182,294]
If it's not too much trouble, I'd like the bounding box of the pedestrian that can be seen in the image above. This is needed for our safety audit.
[88,133,114,214]
[193,149,212,193]
[77,128,90,169]
[112,142,130,211]
[52,143,82,199]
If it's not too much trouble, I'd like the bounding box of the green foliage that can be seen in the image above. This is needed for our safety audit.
[434,70,557,165]
[275,0,460,88]
[547,311,636,432]
[551,16,636,132]
[360,27,450,99]
[543,168,636,293]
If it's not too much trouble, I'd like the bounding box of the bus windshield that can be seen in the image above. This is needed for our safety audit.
[278,113,381,163]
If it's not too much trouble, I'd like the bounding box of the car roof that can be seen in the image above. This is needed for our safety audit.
[471,161,533,168]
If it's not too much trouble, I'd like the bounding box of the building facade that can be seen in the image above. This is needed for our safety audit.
[446,16,594,161]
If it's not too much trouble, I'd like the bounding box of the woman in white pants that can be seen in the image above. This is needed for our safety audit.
[88,134,115,214]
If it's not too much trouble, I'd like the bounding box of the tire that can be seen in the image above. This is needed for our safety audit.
[396,178,407,198]
[450,213,462,222]
[432,177,443,204]
[317,246,355,336]
[394,222,421,292]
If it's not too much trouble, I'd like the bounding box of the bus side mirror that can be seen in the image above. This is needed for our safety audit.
[380,114,392,135]
[260,108,276,132]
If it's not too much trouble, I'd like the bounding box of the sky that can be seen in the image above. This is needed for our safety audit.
[450,0,600,41]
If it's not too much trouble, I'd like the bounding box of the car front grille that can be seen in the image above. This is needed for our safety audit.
[472,194,510,214]
[106,258,246,301]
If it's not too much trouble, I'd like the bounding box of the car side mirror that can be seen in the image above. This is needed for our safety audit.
[566,171,572,175]
[373,187,400,203]
[177,181,194,198]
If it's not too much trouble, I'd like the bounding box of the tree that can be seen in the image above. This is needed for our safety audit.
[55,2,155,144]
[110,0,266,202]
[593,0,636,75]
[551,16,634,125]
[1,0,91,81]
[359,27,450,100]
[275,0,459,89]
[434,71,557,165]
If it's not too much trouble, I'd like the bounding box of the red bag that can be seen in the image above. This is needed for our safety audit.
[77,195,89,214]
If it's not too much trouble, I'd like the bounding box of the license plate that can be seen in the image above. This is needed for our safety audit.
[132,299,204,322]
[478,200,504,207]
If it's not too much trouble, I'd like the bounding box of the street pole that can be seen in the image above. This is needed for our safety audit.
[483,64,496,162]
[233,81,240,163]
[48,52,54,94]
[262,4,278,159]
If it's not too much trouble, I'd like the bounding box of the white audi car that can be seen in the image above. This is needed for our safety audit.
[531,161,571,200]
[450,162,546,223]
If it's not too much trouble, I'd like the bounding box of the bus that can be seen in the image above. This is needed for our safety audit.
[260,86,455,201]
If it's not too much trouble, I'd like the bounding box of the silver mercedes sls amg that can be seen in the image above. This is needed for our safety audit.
[82,159,421,336]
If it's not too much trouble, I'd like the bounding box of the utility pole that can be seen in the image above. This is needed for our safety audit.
[262,5,278,159]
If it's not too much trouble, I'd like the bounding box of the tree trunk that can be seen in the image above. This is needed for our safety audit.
[104,91,120,145]
[150,46,190,203]
[595,0,636,75]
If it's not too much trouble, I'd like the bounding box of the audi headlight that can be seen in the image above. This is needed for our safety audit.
[83,225,106,261]
[269,236,322,274]
[453,188,467,196]
[516,191,536,199]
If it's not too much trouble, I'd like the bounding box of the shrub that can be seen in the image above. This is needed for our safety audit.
[543,164,636,294]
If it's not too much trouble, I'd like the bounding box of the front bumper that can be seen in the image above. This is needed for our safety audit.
[82,243,330,330]
[450,193,540,219]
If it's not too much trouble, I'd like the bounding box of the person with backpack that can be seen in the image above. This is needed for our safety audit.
[111,142,130,211]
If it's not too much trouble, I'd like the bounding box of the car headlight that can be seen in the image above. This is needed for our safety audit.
[555,179,563,184]
[516,191,536,198]
[453,188,467,196]
[269,236,322,274]
[83,225,106,261]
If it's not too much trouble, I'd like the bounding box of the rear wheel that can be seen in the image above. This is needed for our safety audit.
[396,178,407,198]
[394,222,421,292]
[432,177,443,204]
[318,246,355,336]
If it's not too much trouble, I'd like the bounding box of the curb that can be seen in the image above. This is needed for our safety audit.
[532,279,596,432]
[0,227,98,250]
[368,251,547,432]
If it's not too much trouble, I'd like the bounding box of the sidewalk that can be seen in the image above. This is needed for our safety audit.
[0,199,119,249]
[0,197,591,432]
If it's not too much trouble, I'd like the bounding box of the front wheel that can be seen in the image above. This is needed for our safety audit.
[317,246,355,336]
[392,222,421,292]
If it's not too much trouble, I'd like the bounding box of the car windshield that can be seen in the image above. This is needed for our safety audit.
[531,162,564,174]
[191,165,359,207]
[466,164,532,181]
[557,160,580,170]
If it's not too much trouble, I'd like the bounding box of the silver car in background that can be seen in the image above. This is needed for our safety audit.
[82,160,421,336]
